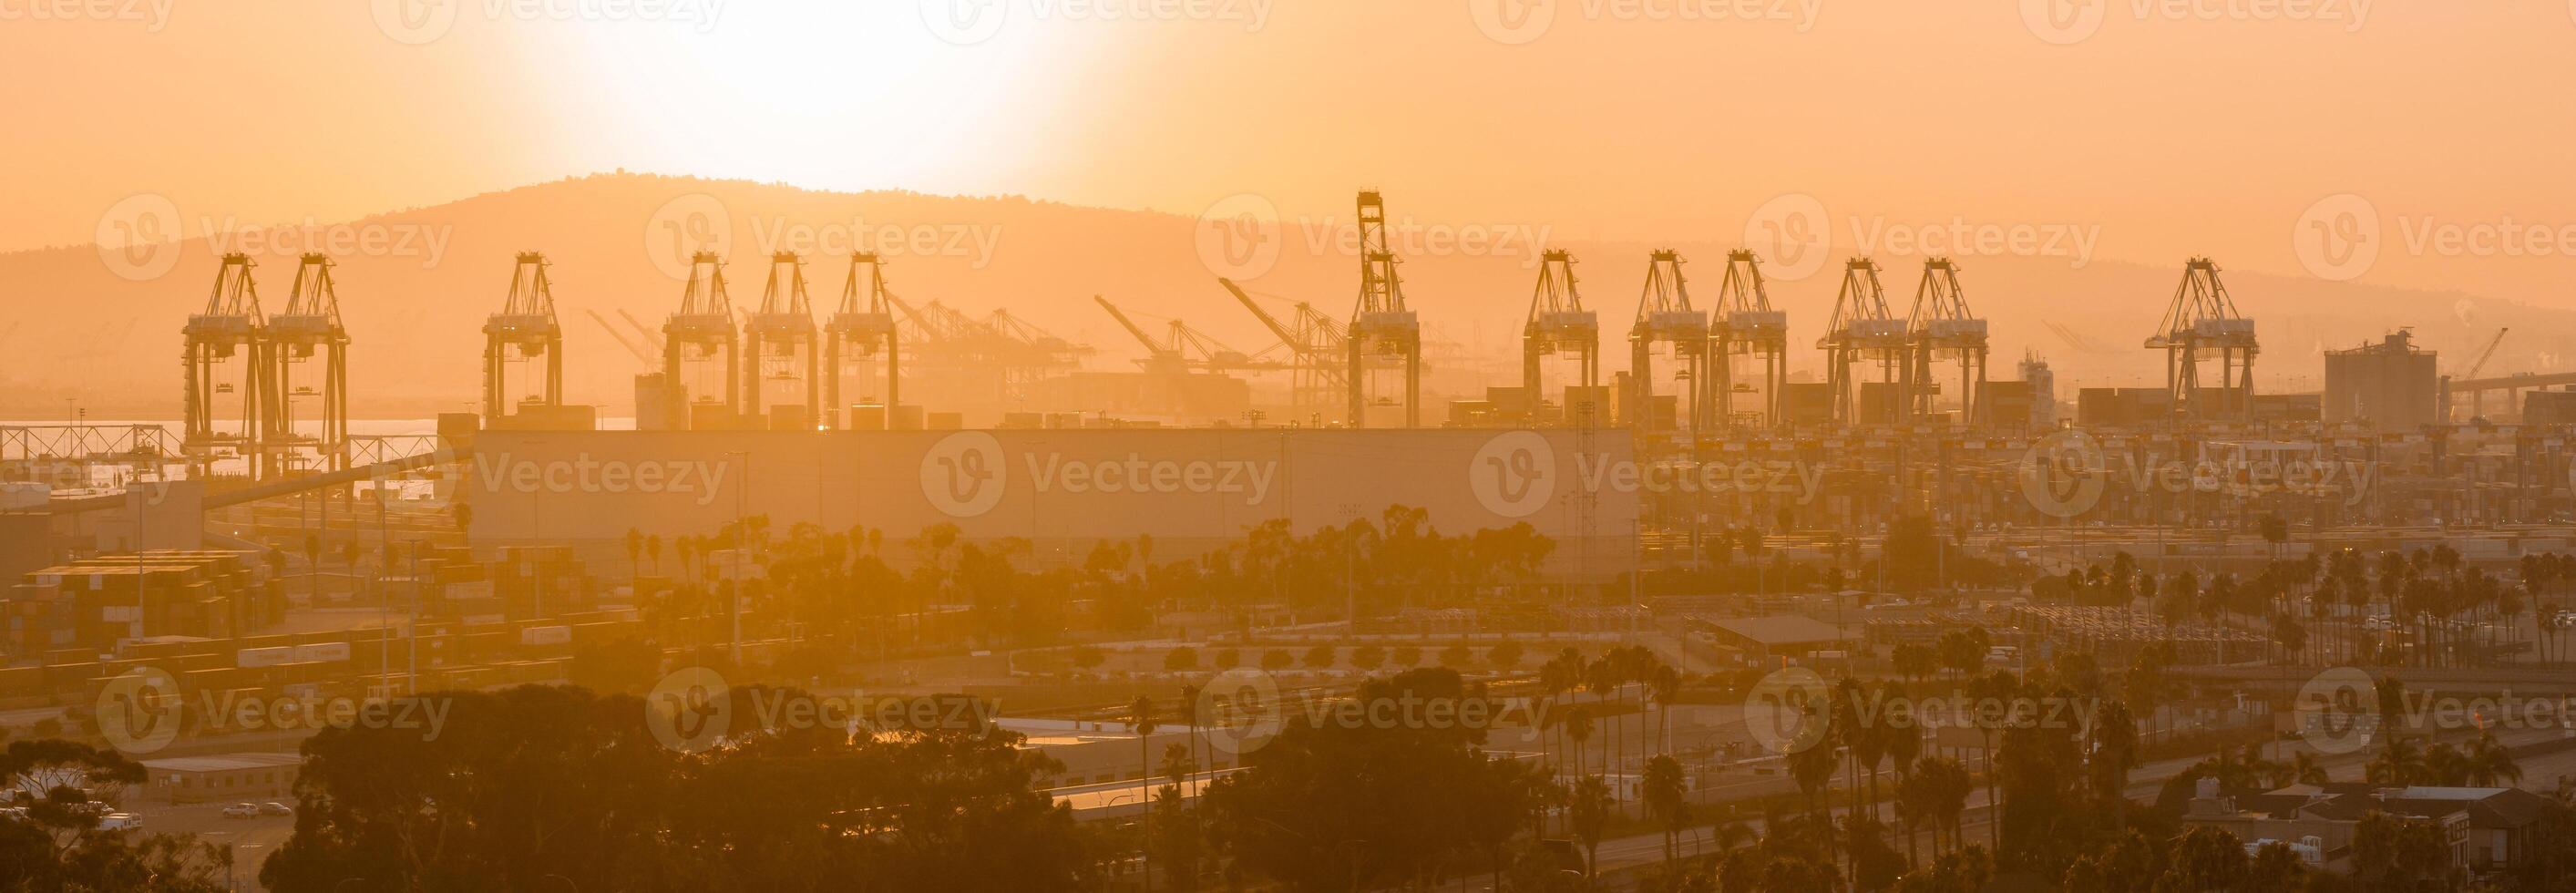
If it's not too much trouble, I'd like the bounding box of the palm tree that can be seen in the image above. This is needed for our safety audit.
[1130,693,1159,891]
[1565,705,1595,782]
[1643,755,1688,867]
[2464,731,2521,787]
[2286,751,2329,786]
[1567,775,1614,878]
[1649,663,1683,755]
[2367,734,2427,785]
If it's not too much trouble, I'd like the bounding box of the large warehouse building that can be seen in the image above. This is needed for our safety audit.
[463,427,1643,577]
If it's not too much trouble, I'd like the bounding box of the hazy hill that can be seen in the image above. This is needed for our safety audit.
[5,172,2568,419]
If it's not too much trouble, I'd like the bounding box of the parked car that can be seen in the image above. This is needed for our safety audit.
[96,813,142,831]
[260,802,293,816]
[222,803,261,819]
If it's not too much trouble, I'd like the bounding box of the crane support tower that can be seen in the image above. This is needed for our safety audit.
[662,251,741,430]
[2146,257,2258,421]
[182,252,272,477]
[1522,249,1599,423]
[483,251,564,425]
[1713,250,1789,428]
[824,251,899,428]
[742,251,820,430]
[1345,190,1422,427]
[266,253,351,475]
[1905,258,1989,426]
[1629,250,1712,432]
[1818,257,1912,426]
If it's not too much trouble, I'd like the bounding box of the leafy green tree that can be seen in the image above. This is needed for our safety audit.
[1164,647,1199,672]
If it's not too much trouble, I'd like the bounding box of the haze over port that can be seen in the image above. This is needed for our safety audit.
[7,4,2576,893]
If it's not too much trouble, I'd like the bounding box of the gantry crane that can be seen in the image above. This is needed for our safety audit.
[1818,257,1912,426]
[1097,295,1286,374]
[1522,250,1598,423]
[1346,190,1423,427]
[742,251,820,430]
[824,251,899,428]
[1629,250,1712,432]
[662,251,740,430]
[182,252,271,476]
[1220,277,1346,416]
[267,253,350,475]
[2147,257,2258,421]
[1904,258,1989,427]
[1712,250,1789,428]
[483,251,563,425]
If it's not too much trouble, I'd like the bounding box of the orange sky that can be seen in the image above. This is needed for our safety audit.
[6,0,2573,303]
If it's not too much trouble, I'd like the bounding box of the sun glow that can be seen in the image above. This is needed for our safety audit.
[539,3,1085,194]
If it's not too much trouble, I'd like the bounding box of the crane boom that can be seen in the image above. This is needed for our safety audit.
[2464,327,2509,379]
[1094,294,1168,356]
[585,309,662,368]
